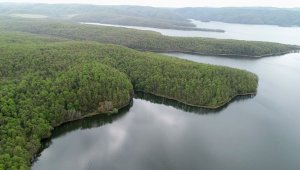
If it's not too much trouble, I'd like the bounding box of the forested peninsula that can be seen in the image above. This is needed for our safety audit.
[2,4,300,29]
[1,4,300,170]
[0,3,213,31]
[0,30,259,169]
[1,18,298,58]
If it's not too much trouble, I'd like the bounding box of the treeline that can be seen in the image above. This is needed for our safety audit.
[1,18,298,57]
[0,61,133,169]
[0,3,202,31]
[175,7,300,27]
[0,31,258,169]
[2,4,300,28]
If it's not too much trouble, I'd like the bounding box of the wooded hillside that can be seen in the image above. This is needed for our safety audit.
[0,32,258,169]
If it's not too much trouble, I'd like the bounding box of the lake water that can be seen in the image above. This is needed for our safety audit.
[33,22,300,170]
[83,20,300,45]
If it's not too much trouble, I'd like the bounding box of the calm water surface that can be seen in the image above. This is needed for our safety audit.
[83,20,300,45]
[33,22,300,170]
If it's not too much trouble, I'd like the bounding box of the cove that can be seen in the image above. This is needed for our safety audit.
[33,21,300,170]
[32,52,300,170]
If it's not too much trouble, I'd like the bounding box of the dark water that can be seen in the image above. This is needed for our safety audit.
[33,22,300,170]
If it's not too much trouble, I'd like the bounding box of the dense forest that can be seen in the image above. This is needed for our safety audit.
[1,4,297,170]
[0,30,259,169]
[1,3,300,170]
[0,18,298,57]
[2,4,300,28]
[175,7,300,27]
[0,3,218,31]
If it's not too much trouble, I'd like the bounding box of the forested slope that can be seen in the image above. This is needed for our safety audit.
[0,31,258,169]
[0,3,205,31]
[176,7,300,27]
[1,18,298,57]
[0,4,298,170]
[2,4,300,28]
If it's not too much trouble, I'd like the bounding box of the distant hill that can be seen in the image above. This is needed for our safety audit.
[1,17,297,57]
[1,3,300,30]
[0,3,220,31]
[175,7,300,27]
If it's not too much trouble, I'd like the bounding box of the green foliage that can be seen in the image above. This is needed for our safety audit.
[0,22,259,169]
[1,18,297,57]
[0,38,258,107]
[57,63,133,114]
[2,4,300,29]
[0,40,133,169]
[0,3,200,30]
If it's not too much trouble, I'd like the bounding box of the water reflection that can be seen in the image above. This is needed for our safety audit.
[37,91,256,154]
[33,91,255,163]
[33,21,300,170]
[135,92,256,115]
[33,101,133,162]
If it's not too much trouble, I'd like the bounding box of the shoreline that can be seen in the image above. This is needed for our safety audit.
[31,90,256,165]
[135,90,257,109]
[31,99,132,164]
[81,22,225,33]
[138,49,299,58]
[41,90,257,133]
[52,99,133,129]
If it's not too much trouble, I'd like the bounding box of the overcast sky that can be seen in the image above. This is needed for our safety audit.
[1,0,300,8]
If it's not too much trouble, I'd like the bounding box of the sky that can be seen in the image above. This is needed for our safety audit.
[0,0,300,8]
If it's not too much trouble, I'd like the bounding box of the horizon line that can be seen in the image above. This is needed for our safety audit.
[0,1,300,9]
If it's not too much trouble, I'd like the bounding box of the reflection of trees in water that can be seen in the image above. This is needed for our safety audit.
[33,92,255,162]
[134,91,256,115]
[33,101,133,162]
